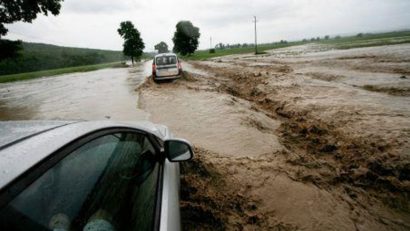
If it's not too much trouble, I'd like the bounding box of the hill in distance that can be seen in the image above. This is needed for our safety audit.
[0,42,125,75]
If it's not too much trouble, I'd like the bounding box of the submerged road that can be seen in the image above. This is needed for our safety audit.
[0,62,152,121]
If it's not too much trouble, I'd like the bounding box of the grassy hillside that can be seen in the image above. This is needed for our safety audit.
[0,42,124,75]
[187,30,410,60]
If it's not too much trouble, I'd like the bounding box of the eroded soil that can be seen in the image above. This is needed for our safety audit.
[139,44,410,230]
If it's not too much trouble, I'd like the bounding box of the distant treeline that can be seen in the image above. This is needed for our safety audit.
[0,42,124,75]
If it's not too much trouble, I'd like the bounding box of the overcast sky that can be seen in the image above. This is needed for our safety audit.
[4,0,410,51]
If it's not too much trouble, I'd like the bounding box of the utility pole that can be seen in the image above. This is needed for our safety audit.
[210,36,212,49]
[253,16,258,54]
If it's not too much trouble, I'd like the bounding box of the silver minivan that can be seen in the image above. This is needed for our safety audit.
[152,53,182,81]
[0,120,193,231]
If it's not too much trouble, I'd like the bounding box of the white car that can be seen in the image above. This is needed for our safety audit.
[0,120,193,231]
[152,53,182,81]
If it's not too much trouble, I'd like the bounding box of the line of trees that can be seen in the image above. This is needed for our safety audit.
[2,0,200,64]
[119,20,201,62]
[301,33,367,42]
[213,40,289,51]
[0,42,123,75]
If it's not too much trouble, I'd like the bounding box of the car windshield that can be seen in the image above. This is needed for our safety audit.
[155,56,177,66]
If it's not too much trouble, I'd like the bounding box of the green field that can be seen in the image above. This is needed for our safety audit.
[186,42,305,60]
[317,31,410,49]
[0,62,127,83]
[186,30,410,60]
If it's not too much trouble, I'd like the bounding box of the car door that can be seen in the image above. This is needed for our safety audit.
[0,130,163,231]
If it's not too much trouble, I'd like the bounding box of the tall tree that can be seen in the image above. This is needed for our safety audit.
[172,21,200,56]
[117,21,144,65]
[154,41,168,53]
[0,0,63,60]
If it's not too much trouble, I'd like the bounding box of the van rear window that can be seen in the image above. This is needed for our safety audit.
[156,56,177,65]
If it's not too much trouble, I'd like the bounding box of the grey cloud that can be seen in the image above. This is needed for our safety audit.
[195,0,294,27]
[4,0,410,51]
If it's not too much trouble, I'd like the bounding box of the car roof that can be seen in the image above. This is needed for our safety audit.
[0,120,170,190]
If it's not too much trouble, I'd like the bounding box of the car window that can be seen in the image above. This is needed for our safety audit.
[155,56,177,65]
[0,132,159,231]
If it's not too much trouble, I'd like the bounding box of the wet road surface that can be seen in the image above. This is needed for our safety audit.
[0,62,151,121]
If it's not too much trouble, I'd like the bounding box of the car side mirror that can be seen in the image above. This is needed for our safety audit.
[164,138,194,162]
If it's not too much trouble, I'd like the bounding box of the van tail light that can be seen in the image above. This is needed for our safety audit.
[152,64,156,73]
[177,62,182,70]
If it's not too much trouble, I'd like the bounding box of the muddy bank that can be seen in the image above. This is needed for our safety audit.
[179,147,283,231]
[139,44,410,230]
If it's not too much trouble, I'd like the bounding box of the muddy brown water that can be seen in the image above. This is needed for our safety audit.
[0,62,151,121]
[139,44,410,230]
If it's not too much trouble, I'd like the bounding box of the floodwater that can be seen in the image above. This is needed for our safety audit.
[0,61,152,121]
[140,44,410,230]
[181,61,212,77]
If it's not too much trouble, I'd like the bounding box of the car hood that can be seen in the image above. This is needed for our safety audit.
[0,120,172,190]
[0,121,77,150]
[0,120,172,150]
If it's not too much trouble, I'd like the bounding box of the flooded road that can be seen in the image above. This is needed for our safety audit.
[139,44,410,230]
[0,61,151,120]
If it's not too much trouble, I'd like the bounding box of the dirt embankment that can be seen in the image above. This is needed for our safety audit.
[139,44,410,230]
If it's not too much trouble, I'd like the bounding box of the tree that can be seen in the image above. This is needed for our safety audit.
[0,39,22,60]
[0,0,63,37]
[324,35,330,40]
[172,21,200,56]
[0,0,63,61]
[154,41,168,53]
[215,43,225,49]
[117,21,144,65]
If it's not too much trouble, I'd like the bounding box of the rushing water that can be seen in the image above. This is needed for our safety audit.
[0,62,151,121]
